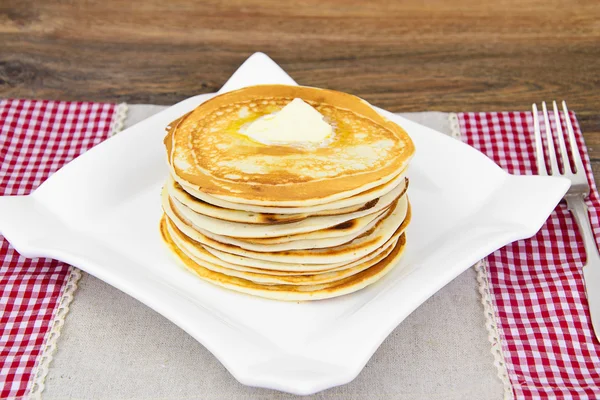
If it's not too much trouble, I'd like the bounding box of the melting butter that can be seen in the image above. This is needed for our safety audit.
[244,98,332,144]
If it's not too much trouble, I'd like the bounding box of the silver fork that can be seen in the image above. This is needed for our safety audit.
[533,101,600,342]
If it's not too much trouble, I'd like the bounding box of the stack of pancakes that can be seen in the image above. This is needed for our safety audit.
[161,85,415,301]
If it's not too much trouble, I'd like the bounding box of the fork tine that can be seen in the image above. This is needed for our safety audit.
[532,103,548,175]
[552,101,571,174]
[562,101,586,175]
[542,101,559,175]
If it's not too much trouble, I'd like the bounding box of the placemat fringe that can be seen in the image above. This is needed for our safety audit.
[28,268,81,399]
[476,261,514,400]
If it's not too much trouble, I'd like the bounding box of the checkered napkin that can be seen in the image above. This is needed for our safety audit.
[458,112,600,399]
[0,100,117,399]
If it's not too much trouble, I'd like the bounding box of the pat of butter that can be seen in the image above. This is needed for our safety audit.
[244,98,332,144]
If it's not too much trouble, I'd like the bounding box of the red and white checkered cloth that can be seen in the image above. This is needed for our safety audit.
[459,111,600,399]
[0,99,117,399]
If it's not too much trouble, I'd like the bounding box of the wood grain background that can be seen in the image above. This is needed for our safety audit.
[1,0,599,179]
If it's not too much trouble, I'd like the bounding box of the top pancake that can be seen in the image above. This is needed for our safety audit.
[165,85,415,206]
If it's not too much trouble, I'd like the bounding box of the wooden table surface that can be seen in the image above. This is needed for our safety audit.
[2,0,599,179]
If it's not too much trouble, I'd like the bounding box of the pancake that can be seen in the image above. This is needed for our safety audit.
[168,174,408,223]
[201,234,399,273]
[166,85,414,206]
[163,194,410,266]
[166,219,399,286]
[173,169,407,215]
[168,177,307,224]
[196,206,391,251]
[165,223,400,276]
[164,182,402,239]
[161,216,408,301]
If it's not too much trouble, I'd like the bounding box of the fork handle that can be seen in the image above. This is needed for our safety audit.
[566,194,600,265]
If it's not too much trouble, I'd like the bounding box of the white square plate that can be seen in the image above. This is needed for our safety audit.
[0,53,569,395]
